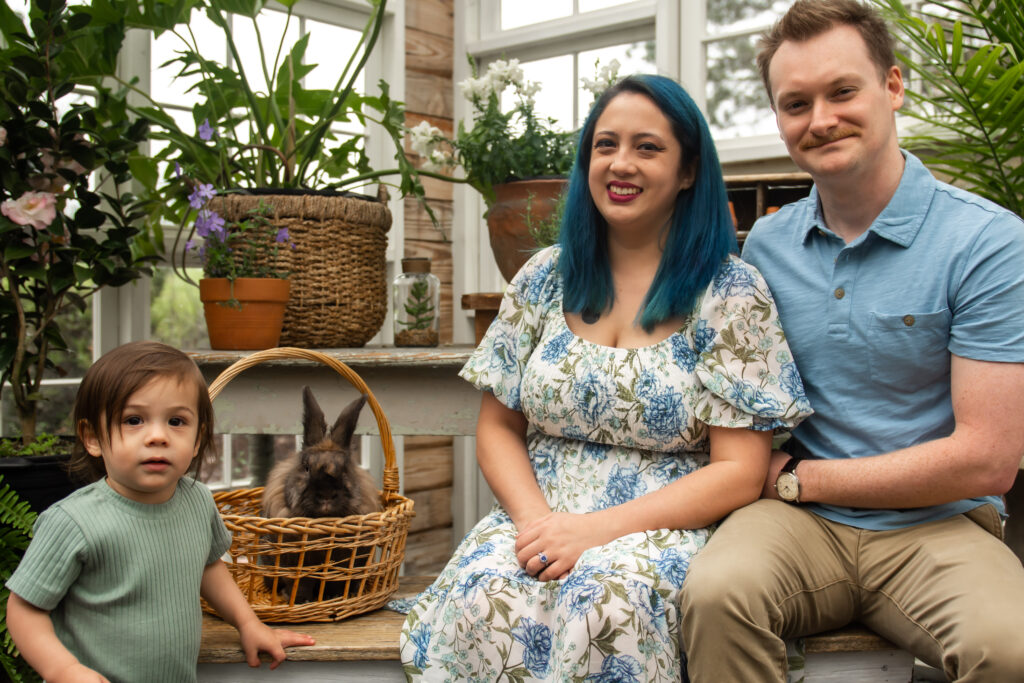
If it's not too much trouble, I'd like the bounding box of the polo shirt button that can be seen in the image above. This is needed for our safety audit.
[834,287,845,299]
[903,315,915,326]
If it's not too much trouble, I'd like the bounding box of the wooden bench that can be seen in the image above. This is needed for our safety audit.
[198,575,942,682]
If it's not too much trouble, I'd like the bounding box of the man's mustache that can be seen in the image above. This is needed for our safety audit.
[799,129,859,151]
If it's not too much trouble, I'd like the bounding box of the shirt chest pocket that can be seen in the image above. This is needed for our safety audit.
[867,309,951,393]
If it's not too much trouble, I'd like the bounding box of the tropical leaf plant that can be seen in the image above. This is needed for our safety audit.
[873,0,1024,216]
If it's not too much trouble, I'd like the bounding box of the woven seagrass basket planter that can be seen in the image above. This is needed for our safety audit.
[204,348,415,623]
[210,191,391,348]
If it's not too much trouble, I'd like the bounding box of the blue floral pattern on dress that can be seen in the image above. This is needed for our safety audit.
[400,246,812,681]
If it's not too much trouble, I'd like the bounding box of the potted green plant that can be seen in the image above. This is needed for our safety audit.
[0,0,155,447]
[122,0,433,347]
[873,0,1022,217]
[188,190,292,350]
[409,58,620,280]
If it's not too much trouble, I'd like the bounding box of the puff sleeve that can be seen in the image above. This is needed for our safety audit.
[690,257,813,431]
[458,246,561,411]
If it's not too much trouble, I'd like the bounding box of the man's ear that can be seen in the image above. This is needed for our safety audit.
[78,420,104,458]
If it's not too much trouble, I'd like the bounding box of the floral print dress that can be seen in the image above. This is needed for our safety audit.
[400,246,811,682]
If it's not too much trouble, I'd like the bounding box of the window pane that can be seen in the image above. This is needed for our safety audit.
[150,268,210,350]
[516,55,574,131]
[579,0,636,12]
[151,11,225,110]
[304,20,364,92]
[500,0,572,29]
[2,384,79,438]
[706,0,794,37]
[234,8,301,97]
[705,34,776,139]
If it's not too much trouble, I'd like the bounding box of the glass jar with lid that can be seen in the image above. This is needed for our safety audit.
[393,257,440,346]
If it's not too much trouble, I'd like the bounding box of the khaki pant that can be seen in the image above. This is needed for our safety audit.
[680,500,1024,682]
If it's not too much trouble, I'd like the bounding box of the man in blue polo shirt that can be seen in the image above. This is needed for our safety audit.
[680,1,1024,681]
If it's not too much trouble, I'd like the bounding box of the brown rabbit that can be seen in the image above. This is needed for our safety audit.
[261,387,382,603]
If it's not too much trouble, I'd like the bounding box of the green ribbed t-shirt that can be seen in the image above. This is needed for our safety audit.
[6,477,232,683]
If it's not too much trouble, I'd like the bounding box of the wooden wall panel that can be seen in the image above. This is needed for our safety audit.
[402,0,456,577]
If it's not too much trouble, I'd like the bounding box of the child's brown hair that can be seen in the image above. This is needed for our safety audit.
[70,341,215,482]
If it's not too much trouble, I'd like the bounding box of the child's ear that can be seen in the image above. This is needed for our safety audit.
[78,420,104,458]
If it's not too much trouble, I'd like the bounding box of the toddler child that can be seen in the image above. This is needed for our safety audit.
[6,341,314,682]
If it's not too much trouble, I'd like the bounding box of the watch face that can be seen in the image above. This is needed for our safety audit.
[776,472,800,501]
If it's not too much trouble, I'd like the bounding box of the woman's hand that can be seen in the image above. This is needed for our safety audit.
[514,511,617,581]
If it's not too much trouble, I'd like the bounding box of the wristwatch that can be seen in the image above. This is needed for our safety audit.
[775,457,802,503]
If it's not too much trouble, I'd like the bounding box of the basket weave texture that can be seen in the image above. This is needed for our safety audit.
[205,348,414,623]
[210,193,392,348]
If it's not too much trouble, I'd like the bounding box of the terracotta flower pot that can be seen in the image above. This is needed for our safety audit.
[486,178,567,282]
[199,278,290,350]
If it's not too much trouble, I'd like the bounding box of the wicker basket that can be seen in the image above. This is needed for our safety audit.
[210,192,392,348]
[205,348,414,623]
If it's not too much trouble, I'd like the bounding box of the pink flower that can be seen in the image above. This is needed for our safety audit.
[0,126,6,147]
[1,191,58,230]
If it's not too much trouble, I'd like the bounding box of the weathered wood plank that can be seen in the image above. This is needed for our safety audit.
[408,486,453,533]
[199,576,433,663]
[804,625,900,654]
[402,527,453,575]
[403,197,453,242]
[406,0,453,38]
[406,27,452,77]
[403,439,454,492]
[405,70,453,118]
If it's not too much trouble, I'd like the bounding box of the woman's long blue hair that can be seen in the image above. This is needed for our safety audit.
[559,74,737,331]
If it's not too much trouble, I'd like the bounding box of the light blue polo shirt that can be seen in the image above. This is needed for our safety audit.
[743,151,1024,530]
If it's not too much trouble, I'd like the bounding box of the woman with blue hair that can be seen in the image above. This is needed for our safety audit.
[400,75,811,680]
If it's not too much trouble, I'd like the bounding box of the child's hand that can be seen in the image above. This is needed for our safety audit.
[49,662,111,682]
[239,620,316,669]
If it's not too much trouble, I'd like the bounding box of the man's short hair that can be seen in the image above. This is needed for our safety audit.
[757,0,896,107]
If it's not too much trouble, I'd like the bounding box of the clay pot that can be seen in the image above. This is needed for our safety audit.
[485,178,567,282]
[199,278,290,350]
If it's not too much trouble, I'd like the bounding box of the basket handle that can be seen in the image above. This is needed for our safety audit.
[207,347,400,501]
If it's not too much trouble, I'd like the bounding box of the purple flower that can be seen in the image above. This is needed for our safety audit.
[198,118,214,141]
[188,183,216,209]
[194,208,225,239]
[174,162,183,178]
[185,239,195,252]
[275,227,290,243]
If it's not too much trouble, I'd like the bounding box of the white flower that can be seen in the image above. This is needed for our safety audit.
[408,120,444,158]
[459,75,495,102]
[487,58,524,88]
[422,149,453,173]
[581,58,622,98]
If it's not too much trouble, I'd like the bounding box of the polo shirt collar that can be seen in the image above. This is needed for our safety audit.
[801,151,936,248]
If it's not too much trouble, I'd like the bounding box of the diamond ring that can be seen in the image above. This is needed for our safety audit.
[537,552,549,565]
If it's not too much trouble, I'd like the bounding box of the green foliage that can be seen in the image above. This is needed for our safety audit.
[0,433,63,458]
[0,475,40,682]
[400,280,435,330]
[194,200,290,284]
[874,0,1024,216]
[526,190,567,249]
[0,0,157,444]
[408,58,577,205]
[121,0,436,252]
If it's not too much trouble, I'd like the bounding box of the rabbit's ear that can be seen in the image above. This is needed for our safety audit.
[302,386,328,446]
[330,395,368,450]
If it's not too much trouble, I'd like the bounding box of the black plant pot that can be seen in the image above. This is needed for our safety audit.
[0,453,86,513]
